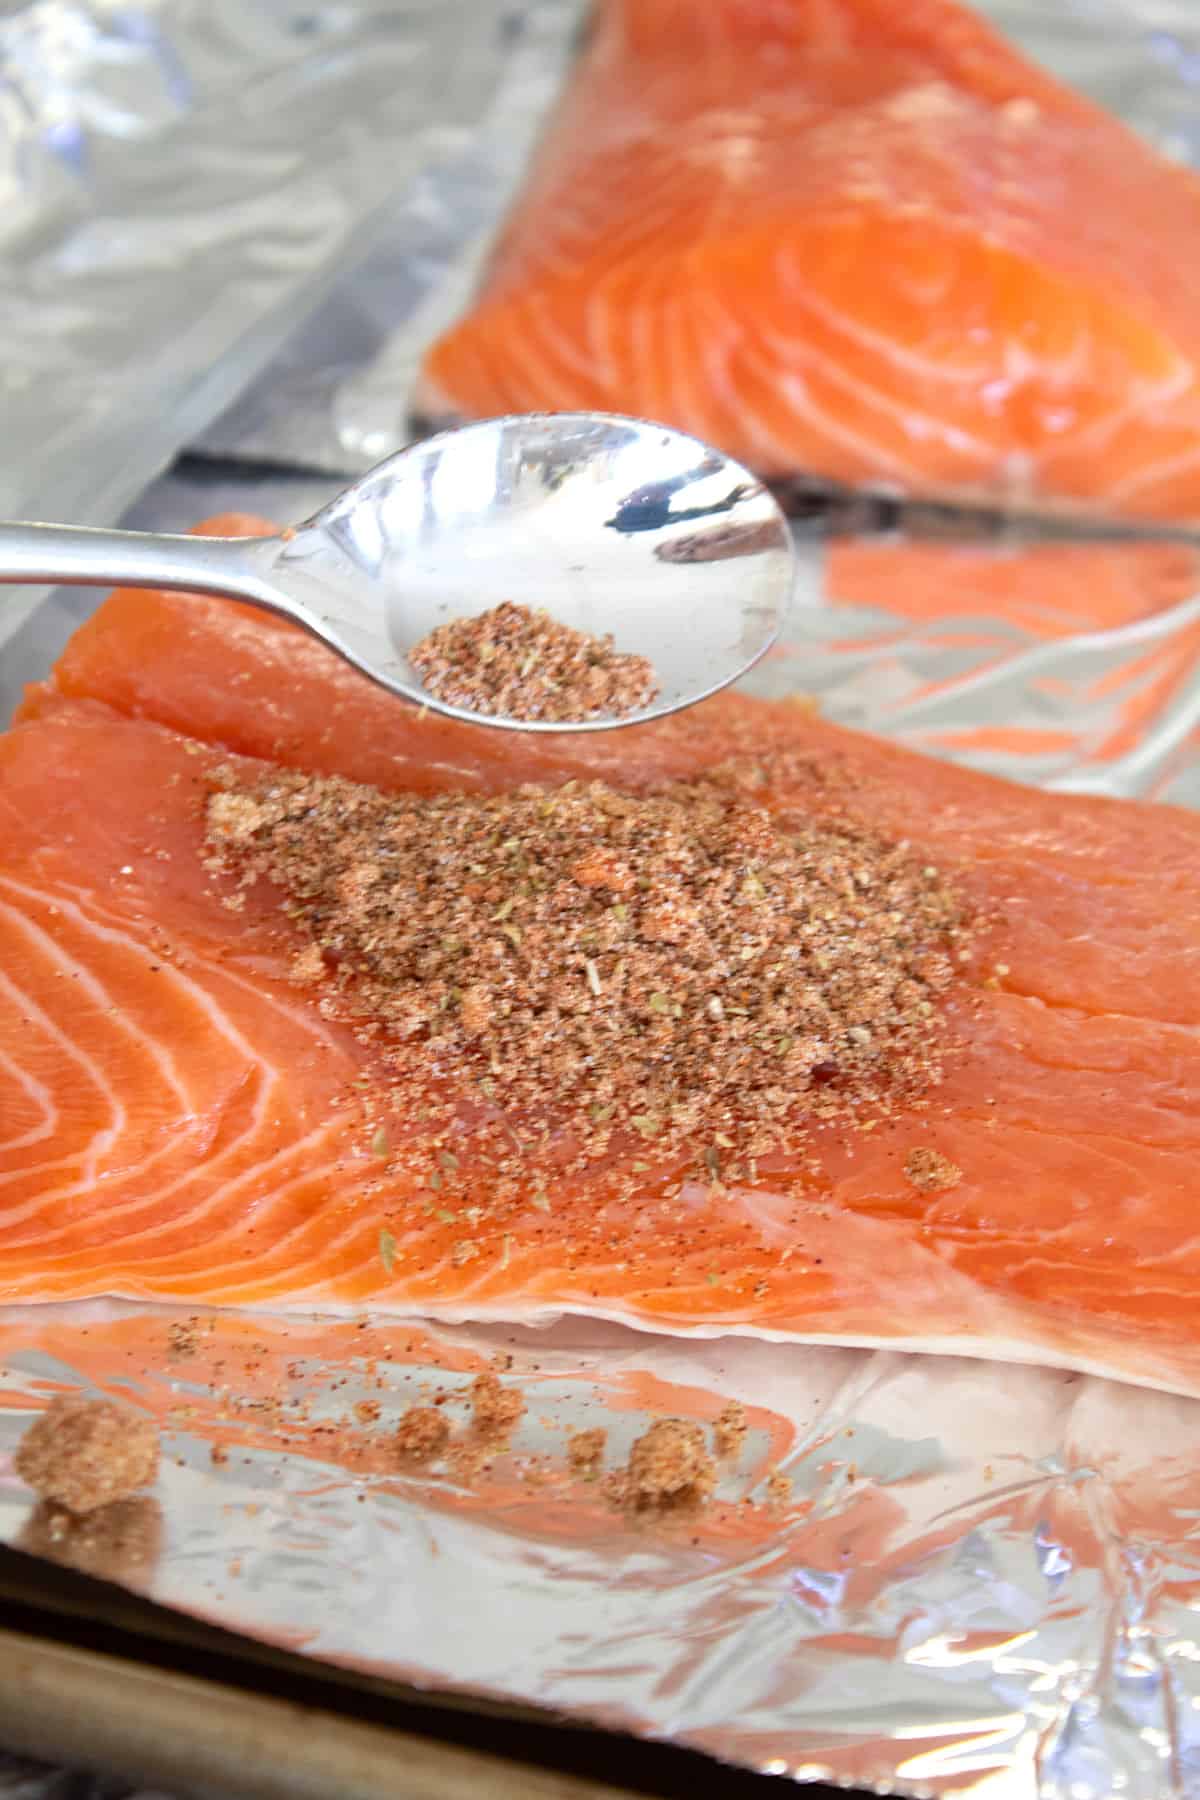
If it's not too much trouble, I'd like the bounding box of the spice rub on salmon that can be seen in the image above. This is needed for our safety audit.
[4,517,1200,1396]
[203,757,974,1194]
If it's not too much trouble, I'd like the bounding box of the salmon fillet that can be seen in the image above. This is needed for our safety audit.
[5,518,1200,1395]
[418,0,1200,519]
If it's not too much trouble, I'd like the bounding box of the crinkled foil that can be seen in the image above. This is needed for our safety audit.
[6,1304,1200,1800]
[767,539,1200,808]
[193,0,585,476]
[0,0,568,655]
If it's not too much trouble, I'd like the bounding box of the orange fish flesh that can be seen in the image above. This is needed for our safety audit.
[418,0,1200,519]
[3,518,1200,1397]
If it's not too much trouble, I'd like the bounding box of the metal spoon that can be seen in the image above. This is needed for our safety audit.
[0,412,795,733]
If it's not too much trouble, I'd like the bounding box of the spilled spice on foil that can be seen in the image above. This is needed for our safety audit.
[469,1371,526,1434]
[205,755,976,1194]
[567,1428,607,1473]
[605,1419,717,1514]
[393,1406,451,1462]
[15,1396,159,1515]
[713,1401,748,1460]
[409,600,660,722]
[208,1348,778,1526]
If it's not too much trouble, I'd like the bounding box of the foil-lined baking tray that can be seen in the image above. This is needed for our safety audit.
[5,1299,1200,1800]
[3,3,1200,1797]
[0,0,581,657]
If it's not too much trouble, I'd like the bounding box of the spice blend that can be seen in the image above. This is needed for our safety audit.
[567,1428,607,1473]
[903,1147,963,1193]
[469,1372,526,1434]
[206,752,975,1193]
[393,1405,452,1462]
[408,601,660,722]
[15,1395,159,1515]
[713,1401,748,1460]
[607,1419,717,1513]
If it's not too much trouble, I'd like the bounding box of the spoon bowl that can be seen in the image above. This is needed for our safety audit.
[0,412,797,732]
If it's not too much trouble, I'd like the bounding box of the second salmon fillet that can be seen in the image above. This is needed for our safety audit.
[419,0,1200,518]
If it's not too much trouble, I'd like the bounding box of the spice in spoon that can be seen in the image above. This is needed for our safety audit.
[409,600,660,722]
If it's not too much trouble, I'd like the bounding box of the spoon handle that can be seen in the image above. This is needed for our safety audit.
[0,520,284,608]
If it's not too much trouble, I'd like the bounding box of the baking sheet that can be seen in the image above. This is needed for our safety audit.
[0,1625,656,1800]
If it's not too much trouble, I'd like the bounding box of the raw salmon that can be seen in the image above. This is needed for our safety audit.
[418,0,1200,519]
[5,519,1200,1395]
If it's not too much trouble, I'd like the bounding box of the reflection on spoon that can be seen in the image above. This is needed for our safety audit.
[655,518,794,564]
[603,451,750,534]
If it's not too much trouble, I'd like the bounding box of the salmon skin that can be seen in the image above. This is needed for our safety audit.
[417,0,1200,521]
[4,516,1200,1396]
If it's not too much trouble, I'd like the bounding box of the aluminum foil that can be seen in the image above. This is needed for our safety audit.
[5,1303,1200,1800]
[192,0,585,477]
[767,536,1200,808]
[0,0,574,656]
